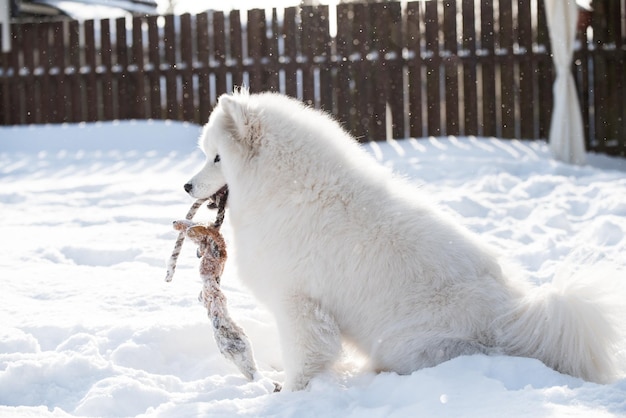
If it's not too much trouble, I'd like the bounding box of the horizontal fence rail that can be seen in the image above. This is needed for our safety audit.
[0,0,624,155]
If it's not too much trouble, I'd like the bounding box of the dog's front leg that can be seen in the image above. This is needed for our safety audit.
[277,294,341,391]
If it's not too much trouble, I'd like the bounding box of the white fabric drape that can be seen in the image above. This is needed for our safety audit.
[545,0,586,165]
[0,0,10,52]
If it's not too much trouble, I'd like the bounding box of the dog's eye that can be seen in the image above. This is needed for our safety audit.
[213,155,221,163]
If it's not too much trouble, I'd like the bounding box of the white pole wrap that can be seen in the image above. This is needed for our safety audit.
[545,0,586,165]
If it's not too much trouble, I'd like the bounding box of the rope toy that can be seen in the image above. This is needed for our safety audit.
[166,189,280,389]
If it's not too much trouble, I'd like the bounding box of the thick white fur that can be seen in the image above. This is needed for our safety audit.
[185,91,622,390]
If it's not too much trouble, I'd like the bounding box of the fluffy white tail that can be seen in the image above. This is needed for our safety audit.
[496,270,623,383]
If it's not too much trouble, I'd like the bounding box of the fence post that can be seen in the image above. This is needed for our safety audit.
[406,1,423,139]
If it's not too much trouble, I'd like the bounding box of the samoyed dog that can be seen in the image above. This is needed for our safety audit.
[184,90,621,391]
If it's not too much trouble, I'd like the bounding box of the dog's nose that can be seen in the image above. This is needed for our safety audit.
[184,183,193,193]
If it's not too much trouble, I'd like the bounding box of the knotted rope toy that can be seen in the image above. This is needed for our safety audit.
[165,189,279,389]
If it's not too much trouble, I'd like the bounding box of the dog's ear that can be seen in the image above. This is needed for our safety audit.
[218,93,259,147]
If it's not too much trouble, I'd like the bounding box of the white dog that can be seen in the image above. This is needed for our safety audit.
[184,90,621,391]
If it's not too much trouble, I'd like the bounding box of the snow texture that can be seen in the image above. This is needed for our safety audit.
[1,120,625,417]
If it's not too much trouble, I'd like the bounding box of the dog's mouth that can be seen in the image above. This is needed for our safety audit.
[207,184,229,209]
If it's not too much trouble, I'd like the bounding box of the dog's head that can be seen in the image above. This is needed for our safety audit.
[184,90,260,201]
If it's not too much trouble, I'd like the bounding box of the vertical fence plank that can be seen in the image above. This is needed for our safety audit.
[499,0,515,138]
[406,1,423,138]
[0,29,6,123]
[606,0,624,153]
[517,0,535,139]
[116,17,130,120]
[424,0,441,136]
[575,13,591,149]
[163,15,177,119]
[37,23,52,124]
[50,21,67,123]
[100,19,114,120]
[353,2,374,140]
[22,23,36,124]
[265,8,281,92]
[213,11,228,98]
[132,16,147,120]
[371,2,404,139]
[300,6,316,106]
[591,5,608,152]
[67,20,82,123]
[480,0,497,137]
[83,20,97,122]
[247,8,267,93]
[146,15,161,119]
[196,12,211,121]
[443,0,459,136]
[302,5,332,110]
[387,1,404,139]
[461,0,478,136]
[229,10,244,89]
[614,0,626,157]
[370,2,388,140]
[536,0,552,140]
[5,23,23,124]
[282,7,298,98]
[335,3,354,134]
[180,14,195,121]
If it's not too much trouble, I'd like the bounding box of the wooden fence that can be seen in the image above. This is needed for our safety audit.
[0,0,625,155]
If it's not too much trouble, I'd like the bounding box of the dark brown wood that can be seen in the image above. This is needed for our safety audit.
[229,10,244,89]
[517,0,535,139]
[50,21,67,123]
[100,19,114,120]
[180,14,195,121]
[37,23,51,124]
[575,15,591,149]
[370,2,404,139]
[480,0,497,137]
[352,2,373,140]
[147,15,162,119]
[84,20,98,122]
[591,4,607,152]
[536,0,552,140]
[300,6,316,107]
[265,8,280,93]
[301,5,332,110]
[282,7,298,98]
[406,1,423,138]
[5,23,23,124]
[213,11,228,98]
[22,23,36,124]
[116,17,130,120]
[164,14,178,120]
[335,3,354,134]
[0,3,623,157]
[196,12,212,122]
[606,0,624,153]
[443,0,459,136]
[247,8,266,93]
[68,20,82,123]
[461,0,478,136]
[424,0,441,137]
[499,0,515,138]
[132,16,147,120]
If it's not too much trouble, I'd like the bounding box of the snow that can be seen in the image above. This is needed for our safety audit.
[1,120,626,417]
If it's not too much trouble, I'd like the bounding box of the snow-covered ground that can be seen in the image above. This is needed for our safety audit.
[1,120,625,417]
